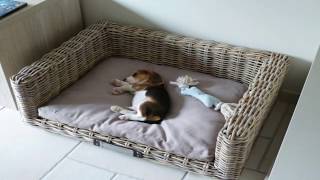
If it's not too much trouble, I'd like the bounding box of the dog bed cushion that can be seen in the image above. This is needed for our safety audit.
[38,57,247,161]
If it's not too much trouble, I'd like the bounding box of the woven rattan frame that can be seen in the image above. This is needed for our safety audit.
[10,21,289,179]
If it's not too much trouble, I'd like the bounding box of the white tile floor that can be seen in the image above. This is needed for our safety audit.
[0,95,296,180]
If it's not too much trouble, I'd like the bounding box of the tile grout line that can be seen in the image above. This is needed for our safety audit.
[244,167,267,174]
[255,139,272,172]
[257,103,292,171]
[110,173,118,180]
[110,173,142,180]
[253,135,275,172]
[180,172,188,180]
[39,141,82,179]
[67,156,120,174]
[67,157,142,180]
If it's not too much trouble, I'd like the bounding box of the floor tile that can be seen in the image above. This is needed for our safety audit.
[239,169,266,180]
[278,91,299,104]
[259,104,296,173]
[183,172,219,180]
[113,174,141,180]
[68,143,186,180]
[260,101,289,138]
[0,108,80,180]
[281,104,296,131]
[183,169,266,180]
[245,137,271,170]
[42,158,115,180]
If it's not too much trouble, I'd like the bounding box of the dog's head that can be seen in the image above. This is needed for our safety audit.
[124,70,163,87]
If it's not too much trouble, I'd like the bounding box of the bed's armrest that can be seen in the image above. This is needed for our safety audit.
[10,21,111,120]
[214,53,289,178]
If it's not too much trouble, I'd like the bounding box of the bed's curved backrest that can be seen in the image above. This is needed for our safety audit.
[105,21,272,85]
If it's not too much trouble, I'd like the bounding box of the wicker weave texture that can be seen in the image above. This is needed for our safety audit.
[10,21,289,179]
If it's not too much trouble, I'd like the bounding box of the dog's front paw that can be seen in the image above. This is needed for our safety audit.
[110,105,123,113]
[112,87,124,95]
[111,79,124,87]
[119,114,129,120]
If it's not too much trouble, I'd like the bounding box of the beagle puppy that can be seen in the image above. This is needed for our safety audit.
[110,70,171,123]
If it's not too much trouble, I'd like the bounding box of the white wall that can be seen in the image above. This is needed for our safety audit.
[80,0,320,93]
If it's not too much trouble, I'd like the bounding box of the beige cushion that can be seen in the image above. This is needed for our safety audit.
[38,57,247,161]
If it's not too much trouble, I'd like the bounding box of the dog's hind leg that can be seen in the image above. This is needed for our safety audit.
[118,106,147,121]
[119,114,146,121]
[110,105,136,114]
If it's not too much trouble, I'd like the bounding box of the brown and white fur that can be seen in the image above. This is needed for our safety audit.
[110,70,170,124]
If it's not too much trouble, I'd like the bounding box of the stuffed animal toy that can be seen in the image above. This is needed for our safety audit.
[170,75,237,120]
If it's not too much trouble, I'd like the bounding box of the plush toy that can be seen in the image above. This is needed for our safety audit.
[170,75,237,120]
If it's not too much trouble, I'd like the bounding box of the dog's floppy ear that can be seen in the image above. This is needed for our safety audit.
[149,71,163,85]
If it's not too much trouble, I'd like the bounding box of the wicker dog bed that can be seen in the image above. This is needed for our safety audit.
[10,21,288,179]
